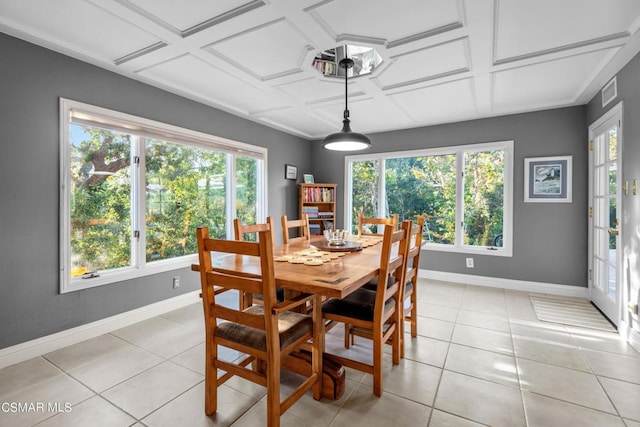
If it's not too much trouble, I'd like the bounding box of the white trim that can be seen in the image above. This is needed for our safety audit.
[0,291,201,370]
[619,319,640,354]
[422,269,588,298]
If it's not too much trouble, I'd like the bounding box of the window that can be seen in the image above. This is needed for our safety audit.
[346,141,513,256]
[60,99,266,292]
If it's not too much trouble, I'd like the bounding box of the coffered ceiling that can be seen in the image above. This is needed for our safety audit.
[2,0,640,139]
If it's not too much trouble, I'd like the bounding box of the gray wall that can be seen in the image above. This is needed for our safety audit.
[311,107,588,287]
[0,33,310,349]
[587,51,640,329]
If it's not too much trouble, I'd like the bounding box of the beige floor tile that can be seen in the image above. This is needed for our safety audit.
[568,327,640,357]
[428,409,485,427]
[401,334,450,368]
[625,419,640,427]
[505,292,538,322]
[522,391,626,427]
[599,376,640,421]
[451,323,513,355]
[1,373,94,427]
[230,398,312,427]
[360,358,442,405]
[417,302,459,322]
[143,381,258,427]
[160,302,205,328]
[510,318,570,339]
[512,334,591,372]
[0,357,61,399]
[44,334,132,371]
[416,316,455,342]
[111,316,204,359]
[456,309,510,332]
[583,348,640,384]
[36,395,135,427]
[460,286,508,317]
[331,382,431,427]
[445,343,519,387]
[434,370,525,427]
[101,361,203,419]
[517,358,615,413]
[65,343,163,392]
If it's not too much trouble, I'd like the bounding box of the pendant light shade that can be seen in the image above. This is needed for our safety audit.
[322,57,371,151]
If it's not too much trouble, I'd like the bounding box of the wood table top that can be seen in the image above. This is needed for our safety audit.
[205,236,383,299]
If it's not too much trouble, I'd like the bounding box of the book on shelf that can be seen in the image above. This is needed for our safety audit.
[309,223,322,235]
[318,211,333,218]
[303,187,335,203]
[302,206,319,218]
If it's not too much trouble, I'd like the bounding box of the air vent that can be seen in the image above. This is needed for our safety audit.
[602,77,617,108]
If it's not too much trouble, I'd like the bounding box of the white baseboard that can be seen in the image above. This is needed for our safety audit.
[0,290,201,370]
[421,270,588,298]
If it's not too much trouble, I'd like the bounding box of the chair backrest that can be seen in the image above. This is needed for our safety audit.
[196,226,279,338]
[404,215,425,289]
[281,214,310,244]
[373,221,411,321]
[358,212,399,236]
[233,217,275,243]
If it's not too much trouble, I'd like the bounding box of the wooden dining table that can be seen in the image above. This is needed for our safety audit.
[193,234,385,399]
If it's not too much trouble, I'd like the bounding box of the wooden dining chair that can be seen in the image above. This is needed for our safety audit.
[281,214,310,244]
[196,226,321,426]
[322,221,410,397]
[233,217,282,309]
[400,215,425,357]
[357,212,399,236]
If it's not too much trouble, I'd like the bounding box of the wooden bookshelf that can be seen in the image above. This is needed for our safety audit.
[299,183,337,235]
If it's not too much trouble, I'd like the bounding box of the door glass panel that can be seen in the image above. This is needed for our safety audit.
[596,137,606,165]
[595,197,606,226]
[595,165,605,195]
[609,164,617,195]
[609,128,617,160]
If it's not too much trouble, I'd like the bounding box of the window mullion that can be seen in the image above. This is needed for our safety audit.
[455,151,464,249]
[379,158,386,218]
[132,136,144,269]
[226,153,235,239]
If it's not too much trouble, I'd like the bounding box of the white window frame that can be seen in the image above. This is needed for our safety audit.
[59,98,268,293]
[344,140,513,257]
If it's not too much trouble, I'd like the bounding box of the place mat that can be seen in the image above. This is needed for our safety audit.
[529,294,616,332]
[274,248,345,266]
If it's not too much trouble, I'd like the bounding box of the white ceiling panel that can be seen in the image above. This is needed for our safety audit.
[492,49,615,111]
[137,54,286,114]
[205,18,311,80]
[375,38,469,89]
[123,0,252,32]
[313,97,413,134]
[310,0,462,44]
[2,1,640,139]
[275,78,345,104]
[389,79,477,124]
[495,0,640,62]
[0,0,159,61]
[257,108,333,138]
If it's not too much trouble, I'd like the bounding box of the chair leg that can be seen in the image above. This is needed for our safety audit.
[204,342,217,416]
[373,331,383,397]
[344,323,351,349]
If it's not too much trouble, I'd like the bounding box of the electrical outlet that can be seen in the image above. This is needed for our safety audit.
[465,258,474,268]
[172,276,180,289]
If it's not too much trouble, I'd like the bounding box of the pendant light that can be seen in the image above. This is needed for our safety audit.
[322,57,371,151]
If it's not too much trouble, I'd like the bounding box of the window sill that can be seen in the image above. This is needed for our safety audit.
[61,254,198,293]
[422,243,512,257]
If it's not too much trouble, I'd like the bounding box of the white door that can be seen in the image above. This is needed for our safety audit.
[588,102,622,326]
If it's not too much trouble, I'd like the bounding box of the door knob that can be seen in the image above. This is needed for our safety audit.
[608,228,619,236]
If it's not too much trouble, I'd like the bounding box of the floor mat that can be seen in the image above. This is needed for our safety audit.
[529,294,616,332]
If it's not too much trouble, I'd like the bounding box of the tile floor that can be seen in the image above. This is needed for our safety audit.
[1,279,640,427]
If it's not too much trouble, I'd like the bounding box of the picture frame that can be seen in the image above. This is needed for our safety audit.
[285,164,297,180]
[303,174,315,184]
[524,156,572,203]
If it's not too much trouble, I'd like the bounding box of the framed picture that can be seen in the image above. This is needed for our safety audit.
[524,156,572,203]
[285,164,297,180]
[303,174,315,184]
